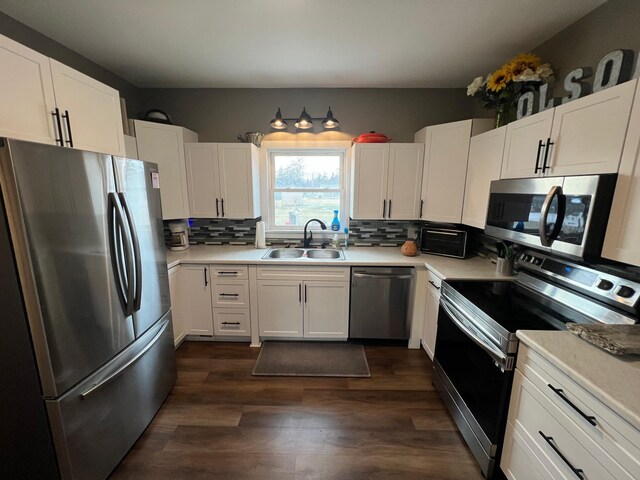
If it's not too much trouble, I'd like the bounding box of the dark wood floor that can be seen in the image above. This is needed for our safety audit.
[110,342,484,479]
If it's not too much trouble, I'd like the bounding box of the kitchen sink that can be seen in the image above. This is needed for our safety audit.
[265,248,304,258]
[262,247,345,260]
[306,249,342,259]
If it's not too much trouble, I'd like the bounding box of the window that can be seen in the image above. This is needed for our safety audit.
[268,150,346,230]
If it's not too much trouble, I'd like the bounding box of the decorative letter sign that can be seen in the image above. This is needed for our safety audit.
[515,49,639,119]
[562,67,593,104]
[593,49,633,92]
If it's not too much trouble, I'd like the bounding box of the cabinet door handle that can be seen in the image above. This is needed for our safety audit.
[216,198,220,217]
[542,138,554,173]
[388,200,392,218]
[298,284,302,303]
[534,139,544,174]
[204,267,208,286]
[304,284,307,303]
[419,200,424,218]
[221,321,241,326]
[547,384,597,426]
[538,431,584,479]
[219,293,239,297]
[218,271,238,276]
[221,198,225,217]
[428,280,440,290]
[382,199,386,218]
[51,108,64,146]
[61,110,74,147]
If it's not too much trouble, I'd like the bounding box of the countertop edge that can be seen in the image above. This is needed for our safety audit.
[517,330,640,431]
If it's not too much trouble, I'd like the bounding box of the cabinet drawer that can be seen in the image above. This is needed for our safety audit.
[210,265,248,279]
[518,345,640,476]
[501,421,556,480]
[427,269,443,294]
[213,309,250,336]
[510,369,633,480]
[256,266,350,281]
[211,281,249,308]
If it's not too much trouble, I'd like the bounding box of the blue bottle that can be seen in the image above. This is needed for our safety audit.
[331,210,340,231]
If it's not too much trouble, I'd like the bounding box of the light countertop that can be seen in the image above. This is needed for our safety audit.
[165,245,511,280]
[517,330,640,431]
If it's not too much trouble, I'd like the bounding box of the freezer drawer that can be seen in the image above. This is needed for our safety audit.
[46,312,176,480]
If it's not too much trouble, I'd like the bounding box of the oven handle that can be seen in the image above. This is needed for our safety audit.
[440,298,513,371]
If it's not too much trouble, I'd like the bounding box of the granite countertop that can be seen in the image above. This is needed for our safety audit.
[165,245,509,280]
[517,330,640,431]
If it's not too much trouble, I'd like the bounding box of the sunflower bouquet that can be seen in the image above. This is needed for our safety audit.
[467,53,553,127]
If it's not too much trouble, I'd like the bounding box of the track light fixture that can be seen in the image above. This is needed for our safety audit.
[269,107,339,131]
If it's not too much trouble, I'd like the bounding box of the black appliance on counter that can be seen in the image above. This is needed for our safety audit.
[419,225,468,258]
[432,250,640,479]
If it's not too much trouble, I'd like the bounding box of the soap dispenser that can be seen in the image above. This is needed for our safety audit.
[331,210,340,231]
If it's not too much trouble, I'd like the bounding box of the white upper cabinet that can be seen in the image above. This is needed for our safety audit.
[546,80,637,176]
[0,34,57,145]
[49,59,125,156]
[350,143,423,220]
[350,144,389,219]
[501,109,554,179]
[387,144,424,219]
[217,144,261,219]
[502,80,637,179]
[185,143,220,218]
[185,143,260,219]
[461,126,507,229]
[135,120,198,220]
[417,119,493,223]
[603,80,640,267]
[0,34,125,155]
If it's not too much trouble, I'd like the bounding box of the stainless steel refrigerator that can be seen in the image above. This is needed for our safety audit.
[0,138,176,479]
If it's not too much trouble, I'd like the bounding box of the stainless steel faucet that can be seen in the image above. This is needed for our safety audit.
[303,219,327,248]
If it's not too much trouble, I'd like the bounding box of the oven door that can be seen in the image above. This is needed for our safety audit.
[432,296,515,478]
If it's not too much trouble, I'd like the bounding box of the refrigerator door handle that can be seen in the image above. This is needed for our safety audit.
[118,192,142,312]
[108,193,135,316]
[79,316,170,399]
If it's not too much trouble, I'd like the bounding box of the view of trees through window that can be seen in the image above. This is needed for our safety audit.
[271,154,342,228]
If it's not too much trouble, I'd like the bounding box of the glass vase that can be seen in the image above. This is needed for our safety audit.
[494,104,516,128]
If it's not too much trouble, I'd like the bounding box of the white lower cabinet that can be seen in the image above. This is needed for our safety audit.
[180,264,214,336]
[257,267,350,340]
[168,266,186,347]
[303,281,350,339]
[257,281,304,337]
[421,270,441,359]
[501,344,640,480]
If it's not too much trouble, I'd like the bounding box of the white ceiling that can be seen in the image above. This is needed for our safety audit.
[0,0,605,88]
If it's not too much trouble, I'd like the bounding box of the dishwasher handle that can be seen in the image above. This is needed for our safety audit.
[352,272,414,280]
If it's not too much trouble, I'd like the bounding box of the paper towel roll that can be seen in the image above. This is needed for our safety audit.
[255,221,267,248]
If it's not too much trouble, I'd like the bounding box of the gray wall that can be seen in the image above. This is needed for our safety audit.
[0,11,142,114]
[141,88,473,143]
[533,0,640,97]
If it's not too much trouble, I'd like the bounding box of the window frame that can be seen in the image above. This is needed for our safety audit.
[265,147,349,234]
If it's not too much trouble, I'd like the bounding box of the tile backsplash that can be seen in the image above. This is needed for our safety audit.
[348,219,418,246]
[164,218,258,245]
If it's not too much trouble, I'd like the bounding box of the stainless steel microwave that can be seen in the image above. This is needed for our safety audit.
[484,174,617,260]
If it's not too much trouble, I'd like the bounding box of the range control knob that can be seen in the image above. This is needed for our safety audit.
[597,279,614,291]
[532,257,542,266]
[616,285,636,299]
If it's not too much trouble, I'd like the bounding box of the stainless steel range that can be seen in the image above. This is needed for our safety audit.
[432,250,640,479]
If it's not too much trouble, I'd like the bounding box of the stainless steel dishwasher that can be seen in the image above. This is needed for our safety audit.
[349,267,415,340]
